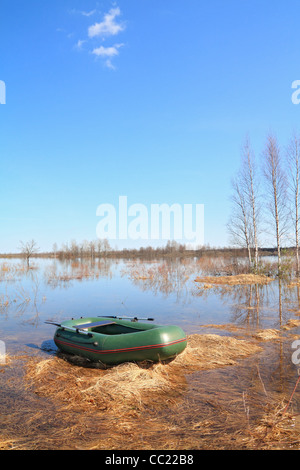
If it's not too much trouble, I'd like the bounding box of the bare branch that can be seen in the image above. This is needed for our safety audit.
[286,131,300,275]
[19,240,40,267]
[263,133,289,272]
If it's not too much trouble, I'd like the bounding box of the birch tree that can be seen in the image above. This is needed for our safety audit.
[263,134,288,273]
[227,137,260,271]
[286,132,300,275]
[240,137,260,271]
[227,175,252,267]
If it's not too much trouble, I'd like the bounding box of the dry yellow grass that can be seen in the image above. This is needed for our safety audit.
[0,437,17,450]
[3,333,299,450]
[287,279,300,288]
[199,325,284,342]
[194,274,274,286]
[25,334,262,415]
[253,329,281,341]
[281,319,300,331]
[21,333,300,450]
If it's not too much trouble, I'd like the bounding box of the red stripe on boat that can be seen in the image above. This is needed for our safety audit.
[55,337,186,355]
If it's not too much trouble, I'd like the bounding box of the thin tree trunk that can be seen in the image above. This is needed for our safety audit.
[244,138,259,271]
[274,182,281,271]
[286,133,300,276]
[295,155,299,275]
[227,177,252,268]
[263,134,287,276]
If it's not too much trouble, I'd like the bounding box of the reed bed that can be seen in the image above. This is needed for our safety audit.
[288,279,300,288]
[199,324,284,342]
[0,262,38,282]
[25,334,262,413]
[46,265,101,284]
[0,437,17,450]
[194,274,274,286]
[1,333,299,450]
[281,319,300,331]
[19,333,267,449]
[122,261,195,297]
[252,329,281,341]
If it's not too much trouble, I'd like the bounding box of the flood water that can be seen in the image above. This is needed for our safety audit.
[1,256,300,450]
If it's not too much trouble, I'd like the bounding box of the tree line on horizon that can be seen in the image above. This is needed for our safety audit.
[46,239,199,259]
[15,239,196,264]
[13,238,261,266]
[228,131,300,276]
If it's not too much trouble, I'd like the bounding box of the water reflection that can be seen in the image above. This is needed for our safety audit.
[1,257,300,449]
[121,259,196,301]
[191,276,300,332]
[1,256,300,335]
[44,258,114,288]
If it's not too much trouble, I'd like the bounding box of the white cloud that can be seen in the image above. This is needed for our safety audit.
[70,5,126,69]
[91,43,124,69]
[81,10,96,17]
[92,43,124,57]
[69,8,97,17]
[76,39,86,49]
[88,7,125,38]
[105,59,116,70]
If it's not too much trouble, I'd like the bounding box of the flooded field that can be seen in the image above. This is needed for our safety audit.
[1,256,300,450]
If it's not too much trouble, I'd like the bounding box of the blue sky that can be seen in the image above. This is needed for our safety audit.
[0,0,300,252]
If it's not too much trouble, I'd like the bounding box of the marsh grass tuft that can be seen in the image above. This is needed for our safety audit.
[194,274,274,286]
[2,333,299,450]
[19,333,270,450]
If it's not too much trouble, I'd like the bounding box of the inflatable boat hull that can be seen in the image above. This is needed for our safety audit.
[53,316,187,365]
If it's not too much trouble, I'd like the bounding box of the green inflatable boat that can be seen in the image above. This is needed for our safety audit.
[47,316,187,365]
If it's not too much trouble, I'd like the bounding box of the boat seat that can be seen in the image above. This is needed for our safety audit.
[74,320,116,330]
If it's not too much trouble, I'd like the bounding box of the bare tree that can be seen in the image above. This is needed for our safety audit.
[61,242,69,258]
[52,242,58,258]
[227,136,261,270]
[263,134,288,273]
[89,241,96,260]
[70,239,79,258]
[96,239,103,257]
[81,240,89,257]
[240,137,260,271]
[102,238,111,256]
[19,239,39,267]
[227,175,252,267]
[286,132,300,275]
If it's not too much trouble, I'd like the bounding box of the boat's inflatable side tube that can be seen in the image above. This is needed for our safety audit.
[54,318,187,365]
